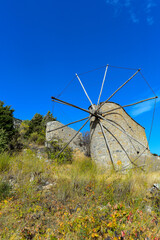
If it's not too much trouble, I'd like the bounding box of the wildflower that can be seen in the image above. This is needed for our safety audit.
[117,160,122,165]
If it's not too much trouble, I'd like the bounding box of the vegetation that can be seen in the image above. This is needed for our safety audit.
[19,111,56,146]
[46,139,73,164]
[0,101,15,153]
[0,101,56,153]
[0,151,160,239]
[0,101,160,239]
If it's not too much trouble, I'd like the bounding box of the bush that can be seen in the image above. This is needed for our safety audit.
[0,101,15,139]
[0,129,9,153]
[0,153,11,172]
[29,132,39,143]
[19,111,56,147]
[36,135,45,145]
[47,140,73,164]
[0,181,12,201]
[0,101,15,152]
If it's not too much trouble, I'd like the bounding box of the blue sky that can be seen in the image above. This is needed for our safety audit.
[0,0,160,154]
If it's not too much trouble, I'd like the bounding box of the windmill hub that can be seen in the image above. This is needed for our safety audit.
[89,105,103,118]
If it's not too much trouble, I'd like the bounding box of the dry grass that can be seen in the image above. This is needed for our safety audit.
[0,151,160,239]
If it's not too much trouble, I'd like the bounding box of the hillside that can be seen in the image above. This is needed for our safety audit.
[0,102,160,239]
[0,151,160,239]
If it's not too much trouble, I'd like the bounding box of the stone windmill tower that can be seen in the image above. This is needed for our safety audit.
[47,65,158,170]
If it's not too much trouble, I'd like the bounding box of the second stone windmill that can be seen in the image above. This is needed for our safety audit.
[48,65,158,171]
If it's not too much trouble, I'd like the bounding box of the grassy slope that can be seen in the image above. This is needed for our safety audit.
[0,151,160,240]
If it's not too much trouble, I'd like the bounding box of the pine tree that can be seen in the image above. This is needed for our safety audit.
[0,101,15,152]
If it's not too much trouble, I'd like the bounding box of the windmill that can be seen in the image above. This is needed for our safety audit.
[47,64,158,171]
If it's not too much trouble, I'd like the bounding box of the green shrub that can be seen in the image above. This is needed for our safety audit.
[0,153,11,172]
[19,111,56,147]
[0,101,16,152]
[0,181,12,201]
[36,135,45,145]
[0,129,9,153]
[29,132,39,142]
[0,101,15,141]
[47,140,73,164]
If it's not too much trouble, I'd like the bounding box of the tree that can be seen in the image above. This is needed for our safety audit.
[27,113,43,136]
[42,111,56,126]
[0,101,15,152]
[0,129,9,153]
[0,101,15,140]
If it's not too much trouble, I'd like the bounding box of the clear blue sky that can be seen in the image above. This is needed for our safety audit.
[0,0,160,154]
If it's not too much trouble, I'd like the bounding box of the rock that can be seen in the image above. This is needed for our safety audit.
[42,183,54,190]
[146,205,152,214]
[149,183,160,196]
[46,121,86,153]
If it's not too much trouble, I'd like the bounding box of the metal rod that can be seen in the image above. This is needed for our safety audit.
[121,148,147,171]
[119,164,146,172]
[104,112,133,131]
[56,117,91,158]
[97,65,108,105]
[102,96,158,115]
[47,117,89,133]
[75,73,95,109]
[104,117,137,152]
[51,96,92,115]
[102,124,142,170]
[98,114,148,149]
[99,121,115,170]
[98,69,140,111]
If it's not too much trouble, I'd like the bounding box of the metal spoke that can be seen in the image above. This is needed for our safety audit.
[98,114,148,149]
[47,117,89,133]
[75,73,95,109]
[103,117,137,152]
[99,121,115,170]
[102,96,158,115]
[51,96,92,115]
[102,124,143,170]
[104,112,133,131]
[97,69,140,111]
[56,116,91,158]
[121,148,147,171]
[97,65,109,105]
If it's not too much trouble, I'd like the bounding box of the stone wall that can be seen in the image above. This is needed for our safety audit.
[90,102,152,169]
[46,121,85,152]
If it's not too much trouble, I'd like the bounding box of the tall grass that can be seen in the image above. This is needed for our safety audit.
[0,153,11,172]
[0,151,160,239]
